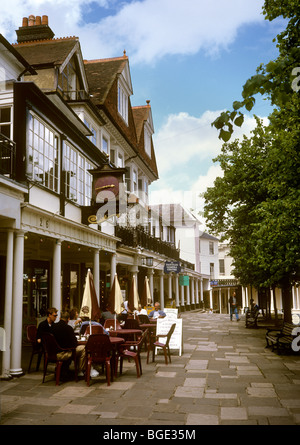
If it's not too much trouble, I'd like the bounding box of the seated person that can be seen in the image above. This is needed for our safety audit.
[118,300,132,321]
[101,305,115,320]
[52,311,88,378]
[149,302,166,319]
[36,307,58,344]
[134,305,148,316]
[68,307,82,334]
[79,319,109,336]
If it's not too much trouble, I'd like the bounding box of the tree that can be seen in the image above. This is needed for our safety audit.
[204,1,300,322]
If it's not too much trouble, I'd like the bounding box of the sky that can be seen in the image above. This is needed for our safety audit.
[0,0,285,227]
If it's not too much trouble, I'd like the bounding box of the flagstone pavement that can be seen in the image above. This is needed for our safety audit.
[1,311,300,426]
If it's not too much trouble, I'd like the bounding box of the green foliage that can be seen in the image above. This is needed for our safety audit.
[204,1,300,317]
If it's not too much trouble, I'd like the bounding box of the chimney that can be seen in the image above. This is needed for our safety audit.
[16,15,55,43]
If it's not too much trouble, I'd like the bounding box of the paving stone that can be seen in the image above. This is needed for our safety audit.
[221,407,248,420]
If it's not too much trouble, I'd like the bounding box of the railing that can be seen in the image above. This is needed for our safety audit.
[0,133,15,178]
[115,225,180,261]
[59,89,90,101]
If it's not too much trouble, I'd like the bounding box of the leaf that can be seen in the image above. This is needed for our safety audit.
[232,101,244,110]
[219,129,232,142]
[234,115,244,127]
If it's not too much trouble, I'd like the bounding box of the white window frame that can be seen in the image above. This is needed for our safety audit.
[63,141,94,206]
[118,80,128,124]
[27,111,59,193]
[144,125,151,158]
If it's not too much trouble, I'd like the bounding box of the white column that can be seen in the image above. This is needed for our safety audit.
[159,270,164,309]
[175,274,180,307]
[10,230,25,376]
[168,273,172,300]
[180,281,185,307]
[200,278,203,303]
[191,277,195,305]
[1,230,14,378]
[186,278,190,306]
[93,249,100,305]
[195,279,199,305]
[209,289,213,310]
[148,268,154,304]
[52,239,62,314]
[110,252,117,287]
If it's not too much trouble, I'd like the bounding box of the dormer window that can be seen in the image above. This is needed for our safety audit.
[118,81,128,124]
[144,126,151,158]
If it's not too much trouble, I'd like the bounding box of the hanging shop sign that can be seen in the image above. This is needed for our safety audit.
[82,162,127,225]
[164,261,181,274]
[179,275,189,286]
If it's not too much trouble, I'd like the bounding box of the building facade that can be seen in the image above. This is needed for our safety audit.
[0,16,205,377]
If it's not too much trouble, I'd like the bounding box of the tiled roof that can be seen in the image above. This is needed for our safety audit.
[12,37,78,66]
[84,57,128,105]
[132,105,158,179]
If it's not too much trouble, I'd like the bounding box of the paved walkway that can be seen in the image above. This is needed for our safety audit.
[1,311,300,426]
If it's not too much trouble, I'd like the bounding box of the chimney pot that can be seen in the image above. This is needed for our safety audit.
[22,17,28,27]
[42,15,48,25]
[28,15,35,26]
[35,16,41,26]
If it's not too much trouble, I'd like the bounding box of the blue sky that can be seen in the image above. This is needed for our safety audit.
[0,0,285,226]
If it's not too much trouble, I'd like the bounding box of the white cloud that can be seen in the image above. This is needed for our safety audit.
[1,0,265,63]
[150,111,268,222]
[153,110,266,176]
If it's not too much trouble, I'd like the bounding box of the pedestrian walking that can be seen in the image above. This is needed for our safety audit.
[229,291,240,321]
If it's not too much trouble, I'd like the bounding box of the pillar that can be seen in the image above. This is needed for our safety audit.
[159,270,164,309]
[191,277,195,306]
[110,252,117,287]
[93,249,100,305]
[168,273,172,301]
[175,274,180,308]
[52,239,62,314]
[148,268,154,305]
[195,279,199,306]
[1,230,14,378]
[10,230,25,376]
[180,275,185,307]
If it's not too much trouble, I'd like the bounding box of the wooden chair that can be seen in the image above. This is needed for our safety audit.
[149,323,176,365]
[41,333,77,385]
[118,329,149,378]
[27,324,43,373]
[85,334,113,386]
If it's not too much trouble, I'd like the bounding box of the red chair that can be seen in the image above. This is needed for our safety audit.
[138,314,150,324]
[85,334,113,386]
[149,323,176,365]
[41,333,78,385]
[27,324,43,373]
[104,319,122,330]
[84,325,105,335]
[118,329,149,378]
[124,318,140,330]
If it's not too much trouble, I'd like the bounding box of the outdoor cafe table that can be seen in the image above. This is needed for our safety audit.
[108,329,142,341]
[77,336,125,377]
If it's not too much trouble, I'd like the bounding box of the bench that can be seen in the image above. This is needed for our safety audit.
[245,307,260,328]
[265,322,296,353]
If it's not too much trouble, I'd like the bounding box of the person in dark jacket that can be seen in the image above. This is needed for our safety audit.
[52,311,86,376]
[36,307,58,344]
